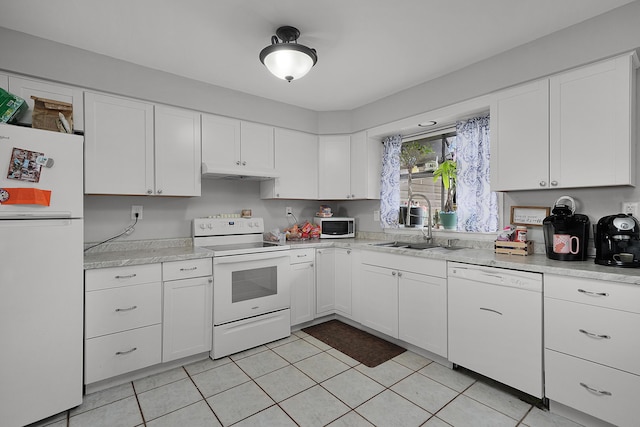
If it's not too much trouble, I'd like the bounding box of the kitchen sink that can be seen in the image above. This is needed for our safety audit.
[370,241,463,251]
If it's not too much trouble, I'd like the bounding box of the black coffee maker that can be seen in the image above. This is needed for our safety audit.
[542,196,590,261]
[594,214,640,267]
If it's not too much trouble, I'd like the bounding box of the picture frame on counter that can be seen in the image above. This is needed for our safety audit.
[510,206,550,226]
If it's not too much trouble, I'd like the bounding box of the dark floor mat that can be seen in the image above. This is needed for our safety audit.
[302,320,405,367]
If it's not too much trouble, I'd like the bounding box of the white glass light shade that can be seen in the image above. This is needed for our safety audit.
[260,43,317,82]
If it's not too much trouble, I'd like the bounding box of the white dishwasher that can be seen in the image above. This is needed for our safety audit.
[448,262,543,398]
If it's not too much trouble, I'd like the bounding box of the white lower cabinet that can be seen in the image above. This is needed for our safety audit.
[359,250,446,353]
[315,248,336,316]
[162,259,213,362]
[85,325,162,384]
[289,249,316,326]
[315,247,353,318]
[84,258,213,384]
[84,264,162,384]
[359,263,399,338]
[398,271,447,357]
[544,274,640,427]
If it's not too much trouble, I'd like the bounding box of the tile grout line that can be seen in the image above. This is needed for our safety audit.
[183,365,225,426]
[131,380,148,426]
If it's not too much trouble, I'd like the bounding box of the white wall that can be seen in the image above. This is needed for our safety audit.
[84,180,320,242]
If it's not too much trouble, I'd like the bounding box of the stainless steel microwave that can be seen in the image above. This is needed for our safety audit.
[313,217,355,238]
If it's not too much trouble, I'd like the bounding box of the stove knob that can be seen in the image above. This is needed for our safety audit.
[199,224,206,229]
[207,223,213,229]
[247,222,253,227]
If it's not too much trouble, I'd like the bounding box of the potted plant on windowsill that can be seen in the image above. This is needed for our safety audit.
[433,158,457,230]
[399,141,433,227]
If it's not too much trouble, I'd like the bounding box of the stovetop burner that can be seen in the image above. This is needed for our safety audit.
[192,217,289,255]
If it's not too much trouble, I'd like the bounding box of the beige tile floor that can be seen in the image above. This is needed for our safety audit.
[29,330,584,427]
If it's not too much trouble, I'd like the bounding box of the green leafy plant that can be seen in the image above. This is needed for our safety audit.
[400,141,433,172]
[433,159,457,212]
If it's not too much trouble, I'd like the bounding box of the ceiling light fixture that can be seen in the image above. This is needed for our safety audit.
[259,26,318,82]
[418,121,437,127]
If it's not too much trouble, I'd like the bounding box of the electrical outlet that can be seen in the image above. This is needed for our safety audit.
[131,205,143,220]
[285,207,293,216]
[622,202,639,217]
[374,210,380,221]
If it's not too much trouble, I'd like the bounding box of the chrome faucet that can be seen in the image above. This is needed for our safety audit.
[406,193,433,242]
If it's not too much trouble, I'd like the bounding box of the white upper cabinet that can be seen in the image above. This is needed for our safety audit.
[350,131,382,199]
[261,128,318,199]
[201,114,275,177]
[84,92,201,196]
[317,132,381,200]
[154,105,201,196]
[491,51,638,191]
[8,76,84,131]
[318,135,351,199]
[549,53,637,189]
[0,73,8,90]
[490,79,549,191]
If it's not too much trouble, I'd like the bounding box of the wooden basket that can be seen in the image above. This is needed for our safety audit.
[494,240,533,256]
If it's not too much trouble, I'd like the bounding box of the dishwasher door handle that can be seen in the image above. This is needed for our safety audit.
[479,307,503,315]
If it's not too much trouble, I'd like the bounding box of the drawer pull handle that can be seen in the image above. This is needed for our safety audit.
[577,289,609,297]
[480,307,503,315]
[115,274,137,279]
[580,382,612,396]
[297,254,307,258]
[180,267,198,271]
[115,305,138,312]
[252,306,259,310]
[115,347,137,356]
[579,329,611,339]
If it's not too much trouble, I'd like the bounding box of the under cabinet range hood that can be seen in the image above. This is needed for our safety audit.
[201,162,279,181]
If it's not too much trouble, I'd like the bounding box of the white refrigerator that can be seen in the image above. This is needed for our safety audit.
[0,124,83,426]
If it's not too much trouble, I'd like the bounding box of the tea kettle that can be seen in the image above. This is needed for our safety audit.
[542,196,590,261]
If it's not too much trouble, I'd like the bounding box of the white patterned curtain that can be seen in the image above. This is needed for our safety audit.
[379,135,402,228]
[455,115,499,232]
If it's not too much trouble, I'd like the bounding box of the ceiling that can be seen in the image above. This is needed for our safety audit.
[0,0,635,112]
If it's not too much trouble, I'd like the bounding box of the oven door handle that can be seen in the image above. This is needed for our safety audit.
[213,251,290,264]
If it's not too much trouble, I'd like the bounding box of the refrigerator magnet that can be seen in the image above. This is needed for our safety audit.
[0,188,9,203]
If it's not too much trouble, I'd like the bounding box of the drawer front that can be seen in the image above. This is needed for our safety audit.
[85,282,162,338]
[290,248,315,265]
[85,324,161,384]
[545,274,640,313]
[362,250,446,278]
[162,258,212,281]
[545,298,640,375]
[545,349,640,427]
[85,264,161,291]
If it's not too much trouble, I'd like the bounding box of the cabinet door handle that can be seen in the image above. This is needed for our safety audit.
[242,161,247,166]
[580,382,612,396]
[236,160,241,165]
[347,250,351,254]
[550,180,558,186]
[115,274,137,279]
[208,278,213,284]
[180,266,198,271]
[147,189,153,194]
[392,271,397,276]
[397,271,402,277]
[579,329,611,339]
[157,189,163,194]
[115,305,138,312]
[578,289,609,297]
[539,181,547,187]
[480,307,503,315]
[115,347,137,356]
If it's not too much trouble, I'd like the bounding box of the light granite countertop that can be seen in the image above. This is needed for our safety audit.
[84,236,640,285]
